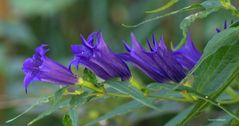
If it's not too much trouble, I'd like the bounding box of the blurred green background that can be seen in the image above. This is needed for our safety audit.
[0,0,238,126]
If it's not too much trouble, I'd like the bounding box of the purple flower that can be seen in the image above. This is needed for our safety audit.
[69,32,131,81]
[173,33,201,70]
[120,33,201,83]
[23,44,77,93]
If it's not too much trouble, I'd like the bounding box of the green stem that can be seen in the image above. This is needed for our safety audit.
[64,90,85,96]
[226,87,238,98]
[175,85,239,122]
[218,87,239,104]
[197,95,239,121]
[78,78,105,93]
[129,77,149,96]
[106,92,131,98]
[218,98,239,104]
[148,95,192,102]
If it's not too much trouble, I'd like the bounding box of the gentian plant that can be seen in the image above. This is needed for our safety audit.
[6,1,239,126]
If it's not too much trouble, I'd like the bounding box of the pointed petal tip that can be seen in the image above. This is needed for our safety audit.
[80,34,85,41]
[152,34,158,45]
[23,79,30,95]
[23,73,35,94]
[40,44,48,47]
[129,33,144,51]
[130,32,135,37]
[152,33,155,39]
[182,33,196,49]
[123,41,131,52]
[80,34,93,48]
[87,32,101,42]
[36,44,49,56]
[159,35,164,42]
[158,35,167,49]
[146,37,155,51]
[130,32,136,42]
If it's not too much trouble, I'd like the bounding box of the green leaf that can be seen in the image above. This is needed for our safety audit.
[147,83,187,102]
[174,86,239,122]
[145,0,178,13]
[85,83,188,126]
[82,68,97,84]
[10,0,77,16]
[28,88,70,125]
[63,114,73,126]
[207,114,231,126]
[201,0,221,9]
[176,7,220,49]
[28,98,70,126]
[106,81,160,110]
[231,20,239,27]
[129,101,182,122]
[70,93,89,107]
[122,3,202,28]
[220,0,239,17]
[68,93,90,126]
[147,83,239,123]
[230,107,239,126]
[176,0,222,49]
[5,97,50,123]
[178,27,239,125]
[68,108,79,126]
[165,105,194,126]
[85,100,143,126]
[122,0,222,28]
[192,27,239,95]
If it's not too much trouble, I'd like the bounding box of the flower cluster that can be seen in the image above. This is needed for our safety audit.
[120,33,201,83]
[69,32,131,81]
[23,32,201,92]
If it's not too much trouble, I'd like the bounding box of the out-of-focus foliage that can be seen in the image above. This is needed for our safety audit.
[1,0,239,126]
[10,0,77,16]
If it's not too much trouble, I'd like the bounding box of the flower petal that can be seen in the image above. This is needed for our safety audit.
[173,33,201,70]
[71,44,92,58]
[70,32,131,80]
[24,73,35,93]
[23,44,77,93]
[131,33,144,51]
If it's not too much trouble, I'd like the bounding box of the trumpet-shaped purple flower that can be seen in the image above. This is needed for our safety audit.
[70,32,131,80]
[23,44,77,93]
[120,33,201,83]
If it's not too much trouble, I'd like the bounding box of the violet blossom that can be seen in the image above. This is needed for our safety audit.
[23,44,77,93]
